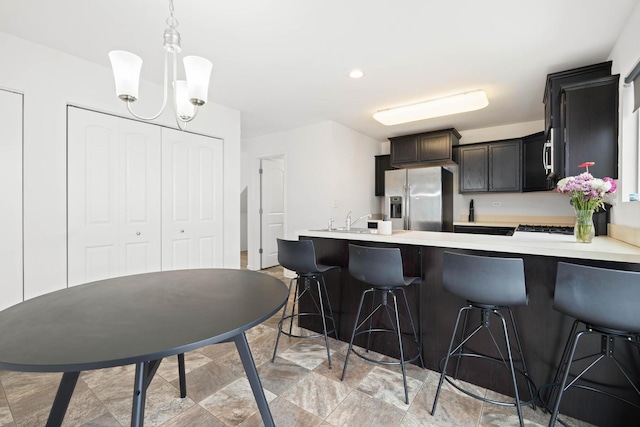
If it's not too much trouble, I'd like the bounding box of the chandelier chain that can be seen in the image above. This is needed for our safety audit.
[166,0,179,29]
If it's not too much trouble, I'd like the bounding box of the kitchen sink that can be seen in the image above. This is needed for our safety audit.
[311,228,376,234]
[310,228,409,235]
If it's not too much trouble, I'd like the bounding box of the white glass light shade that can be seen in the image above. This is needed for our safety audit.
[173,80,195,120]
[373,90,489,126]
[108,50,143,101]
[183,56,213,105]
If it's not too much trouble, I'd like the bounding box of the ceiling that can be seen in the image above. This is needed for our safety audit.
[1,0,638,141]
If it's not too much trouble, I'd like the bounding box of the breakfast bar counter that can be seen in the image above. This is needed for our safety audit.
[296,229,640,426]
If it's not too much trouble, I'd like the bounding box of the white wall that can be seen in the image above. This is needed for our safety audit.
[243,121,379,270]
[0,32,241,299]
[608,2,640,227]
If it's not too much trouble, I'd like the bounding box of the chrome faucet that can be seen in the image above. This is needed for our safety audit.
[346,212,371,230]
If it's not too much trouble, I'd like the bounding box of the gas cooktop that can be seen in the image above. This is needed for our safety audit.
[516,224,574,235]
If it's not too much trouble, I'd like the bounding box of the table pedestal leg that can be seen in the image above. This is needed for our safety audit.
[233,332,275,427]
[46,371,80,427]
[131,359,161,427]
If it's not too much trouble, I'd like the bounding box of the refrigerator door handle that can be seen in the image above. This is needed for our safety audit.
[404,183,410,230]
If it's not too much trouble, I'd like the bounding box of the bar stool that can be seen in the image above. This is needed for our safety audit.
[341,244,423,404]
[431,252,536,427]
[545,262,640,426]
[271,238,340,368]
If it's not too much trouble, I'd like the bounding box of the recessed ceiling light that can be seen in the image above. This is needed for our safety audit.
[349,69,364,79]
[373,90,489,126]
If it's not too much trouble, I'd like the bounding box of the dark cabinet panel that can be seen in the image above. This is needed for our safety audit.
[419,133,451,162]
[522,132,551,192]
[459,145,488,192]
[374,154,394,196]
[459,139,522,193]
[390,136,419,164]
[561,75,619,179]
[543,61,615,182]
[390,128,460,167]
[489,140,522,192]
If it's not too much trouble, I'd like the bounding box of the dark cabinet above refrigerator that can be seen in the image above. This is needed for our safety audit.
[389,128,461,168]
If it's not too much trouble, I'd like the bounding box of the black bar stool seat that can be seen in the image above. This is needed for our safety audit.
[432,252,536,427]
[543,262,640,426]
[341,244,424,405]
[271,238,339,368]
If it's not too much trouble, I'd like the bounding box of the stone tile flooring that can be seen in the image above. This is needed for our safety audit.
[0,255,594,426]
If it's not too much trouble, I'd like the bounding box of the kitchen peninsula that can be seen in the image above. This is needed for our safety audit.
[296,229,640,426]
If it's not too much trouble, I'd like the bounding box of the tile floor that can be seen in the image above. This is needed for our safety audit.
[0,255,593,427]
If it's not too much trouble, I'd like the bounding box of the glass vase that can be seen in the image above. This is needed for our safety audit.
[574,209,595,243]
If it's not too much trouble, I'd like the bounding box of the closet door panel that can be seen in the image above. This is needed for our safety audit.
[68,108,161,286]
[119,121,161,276]
[162,128,223,270]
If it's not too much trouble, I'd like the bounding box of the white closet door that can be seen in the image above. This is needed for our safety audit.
[0,89,23,309]
[162,128,224,270]
[68,108,161,286]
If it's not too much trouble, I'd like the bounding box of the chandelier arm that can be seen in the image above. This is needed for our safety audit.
[125,50,171,121]
[175,116,188,130]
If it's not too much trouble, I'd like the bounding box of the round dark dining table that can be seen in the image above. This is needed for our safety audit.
[0,268,288,427]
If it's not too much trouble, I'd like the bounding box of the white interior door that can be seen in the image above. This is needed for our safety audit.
[161,128,224,270]
[260,157,284,269]
[68,108,161,286]
[0,89,23,309]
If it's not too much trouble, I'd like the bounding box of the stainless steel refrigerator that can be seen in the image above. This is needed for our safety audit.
[384,167,453,231]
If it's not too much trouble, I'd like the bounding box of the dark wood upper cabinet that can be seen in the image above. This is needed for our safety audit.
[374,154,394,196]
[543,61,615,182]
[458,139,522,193]
[459,144,488,192]
[390,128,460,167]
[489,140,522,192]
[561,75,619,179]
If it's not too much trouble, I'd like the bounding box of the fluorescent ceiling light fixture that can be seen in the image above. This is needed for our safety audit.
[349,69,365,79]
[373,90,489,126]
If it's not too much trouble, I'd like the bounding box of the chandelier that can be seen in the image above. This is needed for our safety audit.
[108,0,212,129]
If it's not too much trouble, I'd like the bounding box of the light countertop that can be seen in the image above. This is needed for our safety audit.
[297,229,640,264]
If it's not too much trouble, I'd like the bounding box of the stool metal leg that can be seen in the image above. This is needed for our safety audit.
[432,305,470,415]
[314,276,332,368]
[507,307,536,410]
[549,329,588,427]
[319,275,338,340]
[453,307,470,379]
[341,288,372,381]
[390,290,409,404]
[398,287,424,369]
[495,309,524,427]
[271,276,296,362]
[544,319,581,413]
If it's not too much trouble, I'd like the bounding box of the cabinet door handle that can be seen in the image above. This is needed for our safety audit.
[180,229,185,233]
[136,231,141,236]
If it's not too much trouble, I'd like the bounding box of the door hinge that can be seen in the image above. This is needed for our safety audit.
[259,208,263,215]
[259,248,263,254]
[259,168,263,174]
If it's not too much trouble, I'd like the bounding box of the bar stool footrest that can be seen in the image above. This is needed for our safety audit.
[351,328,421,366]
[277,313,336,339]
[438,353,537,408]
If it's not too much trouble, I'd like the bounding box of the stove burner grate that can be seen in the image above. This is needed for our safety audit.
[516,224,574,235]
